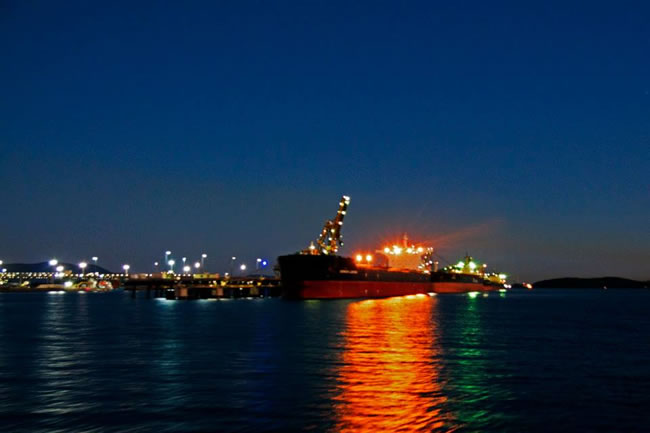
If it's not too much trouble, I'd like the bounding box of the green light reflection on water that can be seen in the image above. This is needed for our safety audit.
[442,295,513,429]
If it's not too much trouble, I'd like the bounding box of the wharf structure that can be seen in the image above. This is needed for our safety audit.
[124,273,281,300]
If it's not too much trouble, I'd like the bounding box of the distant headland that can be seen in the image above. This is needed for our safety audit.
[531,277,649,289]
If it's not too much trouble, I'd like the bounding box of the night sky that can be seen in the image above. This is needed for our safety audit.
[1,1,648,281]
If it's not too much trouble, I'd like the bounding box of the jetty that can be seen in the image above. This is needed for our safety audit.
[123,274,282,300]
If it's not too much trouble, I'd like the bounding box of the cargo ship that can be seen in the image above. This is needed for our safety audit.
[278,196,507,299]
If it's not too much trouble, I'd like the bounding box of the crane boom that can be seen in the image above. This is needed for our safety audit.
[306,195,350,255]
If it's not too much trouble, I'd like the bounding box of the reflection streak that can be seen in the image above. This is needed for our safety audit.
[335,296,455,432]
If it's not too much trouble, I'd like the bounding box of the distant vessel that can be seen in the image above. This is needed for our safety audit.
[73,278,114,292]
[278,196,507,299]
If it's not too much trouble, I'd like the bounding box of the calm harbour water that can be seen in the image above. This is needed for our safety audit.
[1,289,649,432]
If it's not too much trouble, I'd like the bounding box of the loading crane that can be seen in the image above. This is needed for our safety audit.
[305,195,350,255]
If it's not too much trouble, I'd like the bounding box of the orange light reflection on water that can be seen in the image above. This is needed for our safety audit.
[334,296,455,432]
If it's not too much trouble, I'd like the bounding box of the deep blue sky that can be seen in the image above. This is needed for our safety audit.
[1,1,648,281]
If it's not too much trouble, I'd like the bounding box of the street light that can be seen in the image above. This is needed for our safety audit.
[49,259,58,282]
[201,253,207,270]
[240,264,246,275]
[183,265,191,274]
[168,259,175,272]
[165,251,171,265]
[256,258,262,271]
[194,262,200,270]
[230,256,236,276]
[79,262,87,276]
[92,256,98,266]
[122,264,130,276]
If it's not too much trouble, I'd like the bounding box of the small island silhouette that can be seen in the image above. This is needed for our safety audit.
[533,277,649,289]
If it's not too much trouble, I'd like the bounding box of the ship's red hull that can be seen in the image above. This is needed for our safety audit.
[432,281,500,294]
[299,280,432,299]
[297,279,499,299]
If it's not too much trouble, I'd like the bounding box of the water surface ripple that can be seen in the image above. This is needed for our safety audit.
[0,290,649,432]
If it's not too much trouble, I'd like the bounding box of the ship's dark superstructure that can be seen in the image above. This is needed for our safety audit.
[278,195,507,299]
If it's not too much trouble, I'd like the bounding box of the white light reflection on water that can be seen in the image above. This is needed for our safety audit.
[150,297,189,410]
[32,293,98,417]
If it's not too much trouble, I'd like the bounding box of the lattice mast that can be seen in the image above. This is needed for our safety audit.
[306,195,350,255]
